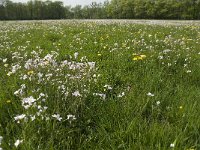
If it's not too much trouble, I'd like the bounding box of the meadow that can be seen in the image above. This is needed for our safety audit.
[0,20,200,150]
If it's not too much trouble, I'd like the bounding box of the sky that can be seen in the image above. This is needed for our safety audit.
[11,0,107,6]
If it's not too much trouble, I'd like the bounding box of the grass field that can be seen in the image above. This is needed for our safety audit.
[0,20,200,150]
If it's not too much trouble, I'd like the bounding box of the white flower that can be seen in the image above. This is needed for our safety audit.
[52,114,62,121]
[87,62,95,70]
[14,84,26,96]
[7,71,12,76]
[67,114,76,120]
[158,55,163,59]
[14,139,23,147]
[30,115,36,121]
[170,143,175,148]
[72,91,81,97]
[104,85,112,90]
[147,92,154,97]
[93,93,106,100]
[117,92,125,98]
[186,70,191,73]
[156,101,161,105]
[22,75,28,80]
[14,114,26,123]
[163,49,171,54]
[11,64,21,73]
[3,58,7,63]
[74,52,79,59]
[22,96,36,109]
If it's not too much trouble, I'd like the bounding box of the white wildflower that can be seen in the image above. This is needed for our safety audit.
[147,92,154,97]
[156,101,161,106]
[74,52,79,59]
[117,92,125,98]
[14,139,23,147]
[104,85,112,90]
[67,114,76,120]
[87,62,95,70]
[170,143,175,148]
[22,96,36,109]
[3,58,7,63]
[158,55,163,59]
[72,91,81,97]
[93,93,106,100]
[14,114,26,123]
[52,114,62,121]
[163,49,171,54]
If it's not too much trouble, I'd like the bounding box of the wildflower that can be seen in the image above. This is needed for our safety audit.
[14,114,26,123]
[14,139,23,147]
[147,92,155,97]
[4,64,8,67]
[30,115,36,121]
[117,92,125,98]
[156,101,161,106]
[67,114,76,120]
[22,74,28,80]
[170,143,175,148]
[74,52,79,59]
[133,54,146,61]
[179,106,183,109]
[163,49,172,54]
[7,72,12,76]
[22,96,36,109]
[27,70,34,75]
[2,58,7,63]
[97,53,102,57]
[72,91,81,97]
[104,85,112,90]
[186,70,192,73]
[88,62,95,70]
[52,114,62,121]
[158,56,163,59]
[93,93,106,100]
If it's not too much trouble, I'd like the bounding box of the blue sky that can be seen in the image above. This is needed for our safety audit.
[11,0,107,6]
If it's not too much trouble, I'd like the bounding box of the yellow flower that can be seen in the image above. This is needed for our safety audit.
[27,70,34,75]
[179,106,183,109]
[98,53,102,57]
[6,100,11,103]
[133,54,146,61]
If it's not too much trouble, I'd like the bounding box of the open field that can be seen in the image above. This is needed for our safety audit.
[0,20,200,149]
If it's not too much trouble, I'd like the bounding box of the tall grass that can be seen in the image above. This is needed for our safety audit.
[0,21,200,149]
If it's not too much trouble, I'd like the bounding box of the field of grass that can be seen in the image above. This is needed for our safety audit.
[0,20,200,150]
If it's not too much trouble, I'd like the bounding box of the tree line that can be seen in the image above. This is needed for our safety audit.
[0,0,200,20]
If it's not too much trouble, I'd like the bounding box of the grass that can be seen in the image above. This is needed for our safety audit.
[0,20,200,150]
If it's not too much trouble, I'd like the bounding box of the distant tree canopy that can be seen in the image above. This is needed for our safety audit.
[0,0,200,20]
